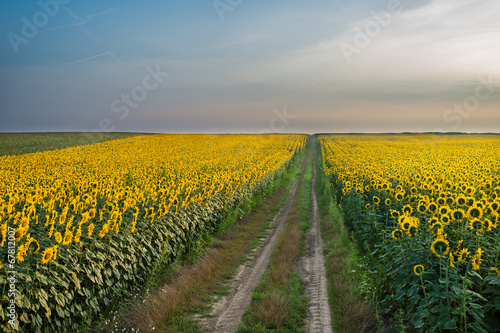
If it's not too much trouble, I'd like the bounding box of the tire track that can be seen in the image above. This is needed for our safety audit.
[200,142,311,333]
[303,139,333,333]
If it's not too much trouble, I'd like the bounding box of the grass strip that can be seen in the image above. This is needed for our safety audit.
[315,139,377,333]
[237,142,313,332]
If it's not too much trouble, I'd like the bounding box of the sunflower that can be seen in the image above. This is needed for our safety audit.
[449,253,455,268]
[16,244,26,262]
[456,194,467,206]
[0,223,6,247]
[385,198,391,206]
[431,233,450,257]
[392,229,403,240]
[390,210,400,219]
[466,197,476,207]
[373,196,380,204]
[428,202,438,213]
[98,223,110,238]
[439,205,451,216]
[472,248,484,270]
[453,239,463,255]
[440,214,451,224]
[413,264,424,276]
[469,218,483,231]
[437,197,446,206]
[14,227,25,242]
[417,202,427,213]
[458,248,469,261]
[467,206,483,219]
[62,230,73,245]
[365,203,371,210]
[430,222,444,232]
[428,217,439,225]
[87,223,95,237]
[40,247,54,264]
[408,225,418,237]
[395,192,404,201]
[402,205,413,215]
[452,209,465,221]
[54,232,62,243]
[490,267,500,277]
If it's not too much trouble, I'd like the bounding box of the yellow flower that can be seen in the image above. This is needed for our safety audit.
[14,227,26,242]
[457,249,469,261]
[414,264,424,276]
[472,248,484,270]
[449,253,455,268]
[16,244,26,262]
[392,229,403,240]
[469,218,483,231]
[87,223,95,237]
[98,223,110,238]
[54,232,62,243]
[40,247,54,264]
[0,222,7,247]
[490,267,500,277]
[467,206,483,219]
[431,234,449,257]
[62,230,73,245]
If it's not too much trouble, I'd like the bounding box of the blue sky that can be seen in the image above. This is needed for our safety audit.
[0,0,499,133]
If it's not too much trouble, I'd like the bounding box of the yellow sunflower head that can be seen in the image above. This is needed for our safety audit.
[54,232,62,243]
[41,247,54,264]
[431,236,450,257]
[392,229,403,240]
[458,248,469,261]
[413,264,424,276]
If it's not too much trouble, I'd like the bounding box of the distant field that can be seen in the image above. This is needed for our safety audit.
[0,132,150,156]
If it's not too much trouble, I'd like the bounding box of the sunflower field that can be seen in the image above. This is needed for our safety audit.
[320,134,500,332]
[0,133,307,332]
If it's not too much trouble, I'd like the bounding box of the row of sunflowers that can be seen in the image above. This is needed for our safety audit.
[0,134,307,332]
[319,134,500,332]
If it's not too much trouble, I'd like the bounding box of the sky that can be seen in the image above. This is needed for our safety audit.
[0,0,499,134]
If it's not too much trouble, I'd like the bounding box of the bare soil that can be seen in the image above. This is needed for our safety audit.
[301,142,333,333]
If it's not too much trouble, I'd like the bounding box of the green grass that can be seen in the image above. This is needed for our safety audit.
[0,132,149,156]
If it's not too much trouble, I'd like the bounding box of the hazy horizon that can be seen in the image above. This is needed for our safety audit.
[1,0,499,134]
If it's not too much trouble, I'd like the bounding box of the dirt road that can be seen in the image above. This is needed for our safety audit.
[200,139,333,333]
[302,140,333,333]
[201,143,311,333]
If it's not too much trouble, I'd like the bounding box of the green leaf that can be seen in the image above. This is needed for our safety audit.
[56,306,65,318]
[495,296,500,310]
[55,293,66,307]
[444,317,457,330]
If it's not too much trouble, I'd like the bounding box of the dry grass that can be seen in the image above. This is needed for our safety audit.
[118,186,288,333]
[252,293,288,328]
[268,217,302,288]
